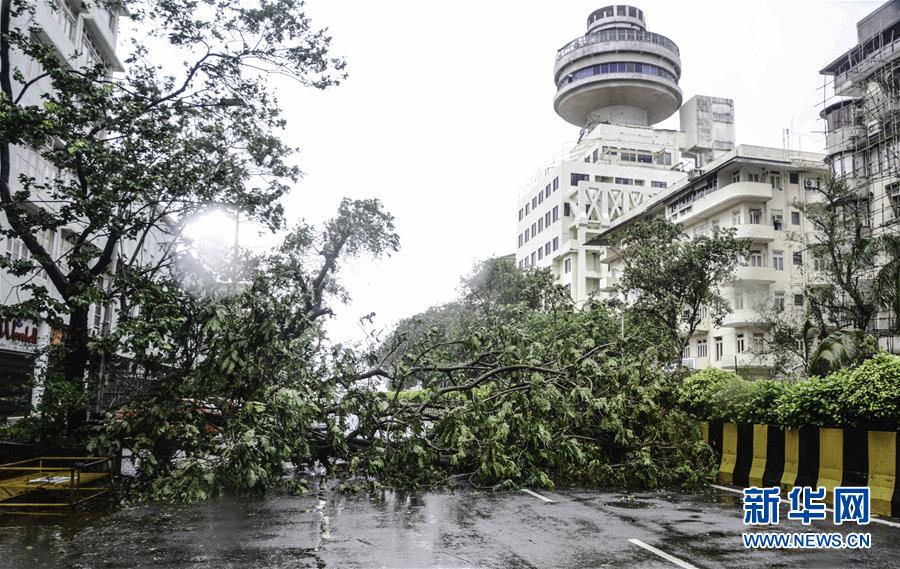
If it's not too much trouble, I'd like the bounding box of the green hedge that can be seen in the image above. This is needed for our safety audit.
[677,352,900,430]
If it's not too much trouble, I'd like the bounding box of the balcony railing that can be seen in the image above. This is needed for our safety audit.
[557,29,680,61]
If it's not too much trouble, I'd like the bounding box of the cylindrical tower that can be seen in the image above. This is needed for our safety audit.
[553,5,682,129]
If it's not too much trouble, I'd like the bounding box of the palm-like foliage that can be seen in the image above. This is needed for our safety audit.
[872,234,900,330]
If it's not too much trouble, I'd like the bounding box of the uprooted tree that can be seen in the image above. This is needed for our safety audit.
[90,254,715,502]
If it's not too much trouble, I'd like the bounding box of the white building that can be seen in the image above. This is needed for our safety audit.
[592,145,828,375]
[0,1,163,415]
[515,5,735,304]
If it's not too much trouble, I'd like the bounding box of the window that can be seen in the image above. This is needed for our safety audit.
[49,0,77,42]
[715,337,724,361]
[794,294,805,307]
[531,252,536,266]
[614,177,633,185]
[732,210,741,225]
[748,173,761,182]
[697,340,708,358]
[683,345,691,358]
[518,234,523,248]
[518,208,524,221]
[564,203,572,217]
[655,153,672,166]
[525,203,531,215]
[592,149,599,162]
[598,175,613,183]
[791,211,801,225]
[532,196,538,209]
[552,237,559,251]
[789,172,799,184]
[552,206,559,222]
[532,222,537,236]
[524,228,530,243]
[621,151,636,162]
[545,212,551,226]
[751,333,765,352]
[545,184,551,198]
[748,208,762,224]
[537,218,543,232]
[545,242,551,255]
[770,173,781,189]
[773,251,784,271]
[519,260,524,269]
[538,248,543,260]
[552,177,559,191]
[651,181,667,189]
[634,179,645,186]
[736,334,746,353]
[750,250,763,267]
[793,252,803,267]
[571,173,589,186]
[538,192,544,205]
[735,293,744,310]
[564,258,572,273]
[772,210,783,230]
[699,306,708,320]
[774,291,785,312]
[732,172,741,184]
[889,183,900,219]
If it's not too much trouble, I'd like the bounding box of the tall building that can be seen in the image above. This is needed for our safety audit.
[0,2,157,416]
[515,5,735,304]
[591,145,827,374]
[820,0,900,344]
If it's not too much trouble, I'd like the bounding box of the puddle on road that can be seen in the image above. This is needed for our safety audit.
[605,499,655,510]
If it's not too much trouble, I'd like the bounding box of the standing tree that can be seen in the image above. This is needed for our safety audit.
[610,218,749,361]
[0,1,346,402]
[797,175,881,331]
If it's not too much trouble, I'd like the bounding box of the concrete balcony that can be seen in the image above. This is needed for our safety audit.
[690,182,773,220]
[721,308,765,328]
[733,223,778,242]
[824,125,865,157]
[730,265,778,284]
[597,274,619,292]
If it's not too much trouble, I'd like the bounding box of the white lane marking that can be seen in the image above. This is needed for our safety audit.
[521,488,554,502]
[628,538,699,569]
[710,483,900,528]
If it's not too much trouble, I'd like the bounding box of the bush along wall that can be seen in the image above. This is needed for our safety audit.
[678,352,900,431]
[682,352,900,517]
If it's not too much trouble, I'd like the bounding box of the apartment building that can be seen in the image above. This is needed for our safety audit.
[820,0,900,345]
[515,5,735,304]
[0,1,160,415]
[591,145,828,374]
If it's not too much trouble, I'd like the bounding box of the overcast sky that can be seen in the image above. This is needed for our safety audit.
[191,0,882,343]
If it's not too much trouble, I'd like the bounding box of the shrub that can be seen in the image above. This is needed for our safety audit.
[840,352,900,429]
[773,372,848,428]
[677,368,742,419]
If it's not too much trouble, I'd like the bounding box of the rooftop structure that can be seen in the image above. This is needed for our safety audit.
[553,4,682,130]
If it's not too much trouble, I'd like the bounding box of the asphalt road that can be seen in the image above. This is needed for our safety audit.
[0,484,897,568]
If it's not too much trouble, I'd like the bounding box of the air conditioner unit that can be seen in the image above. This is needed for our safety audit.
[688,168,703,180]
[805,179,820,189]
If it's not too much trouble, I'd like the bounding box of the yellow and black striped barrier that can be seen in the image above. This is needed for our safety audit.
[703,421,899,517]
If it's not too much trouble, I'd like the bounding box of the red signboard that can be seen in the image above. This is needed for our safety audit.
[0,318,39,345]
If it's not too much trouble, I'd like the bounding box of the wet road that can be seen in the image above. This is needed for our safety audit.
[1,484,898,568]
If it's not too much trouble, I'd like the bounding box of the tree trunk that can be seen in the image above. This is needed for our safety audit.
[62,303,91,433]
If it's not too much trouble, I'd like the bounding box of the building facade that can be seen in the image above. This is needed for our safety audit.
[515,5,735,304]
[0,1,161,416]
[820,0,900,346]
[593,145,828,374]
